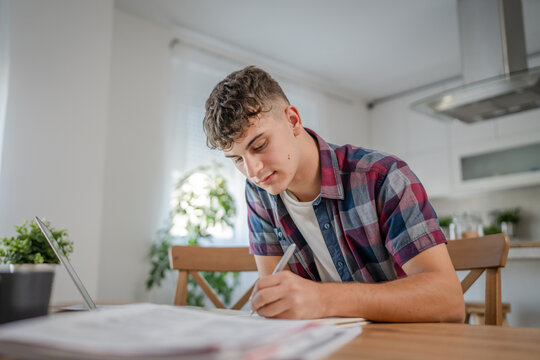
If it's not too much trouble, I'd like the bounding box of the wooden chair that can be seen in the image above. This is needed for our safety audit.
[463,301,511,326]
[169,246,258,309]
[446,234,510,326]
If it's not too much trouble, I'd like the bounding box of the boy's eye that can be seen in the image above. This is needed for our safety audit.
[233,157,243,164]
[253,141,267,151]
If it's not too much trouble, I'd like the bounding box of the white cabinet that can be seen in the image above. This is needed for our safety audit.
[451,108,540,193]
[451,130,540,193]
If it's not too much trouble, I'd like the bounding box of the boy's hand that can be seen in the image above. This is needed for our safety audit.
[250,271,325,319]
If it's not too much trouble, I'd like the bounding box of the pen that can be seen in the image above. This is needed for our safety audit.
[250,243,296,316]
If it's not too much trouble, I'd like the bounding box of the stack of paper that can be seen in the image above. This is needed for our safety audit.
[0,303,361,359]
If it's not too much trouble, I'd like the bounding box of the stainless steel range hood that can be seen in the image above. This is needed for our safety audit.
[411,0,540,124]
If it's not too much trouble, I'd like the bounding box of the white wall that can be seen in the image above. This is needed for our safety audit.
[319,97,370,149]
[0,0,10,179]
[96,10,173,302]
[0,0,113,302]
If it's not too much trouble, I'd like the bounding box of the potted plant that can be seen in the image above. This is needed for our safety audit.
[483,223,502,235]
[0,219,73,323]
[146,163,238,306]
[492,207,520,237]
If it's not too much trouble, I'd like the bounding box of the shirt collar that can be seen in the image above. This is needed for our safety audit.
[305,128,344,200]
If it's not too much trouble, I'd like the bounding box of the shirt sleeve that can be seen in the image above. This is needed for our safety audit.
[245,180,283,256]
[376,157,446,268]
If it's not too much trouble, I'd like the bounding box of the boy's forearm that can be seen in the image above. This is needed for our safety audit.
[319,271,465,323]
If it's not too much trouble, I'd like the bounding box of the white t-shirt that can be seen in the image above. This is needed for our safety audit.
[280,190,342,282]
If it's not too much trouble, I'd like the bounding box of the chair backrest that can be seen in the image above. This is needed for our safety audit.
[169,246,258,310]
[446,234,510,325]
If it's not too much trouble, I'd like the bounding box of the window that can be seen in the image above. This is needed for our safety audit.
[168,45,247,245]
[167,42,352,246]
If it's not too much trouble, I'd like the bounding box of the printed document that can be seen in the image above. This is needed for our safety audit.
[0,303,361,359]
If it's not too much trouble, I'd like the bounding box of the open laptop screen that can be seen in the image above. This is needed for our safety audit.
[35,216,97,311]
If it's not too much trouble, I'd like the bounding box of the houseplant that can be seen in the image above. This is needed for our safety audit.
[0,219,73,323]
[483,223,502,235]
[146,163,238,306]
[493,207,520,237]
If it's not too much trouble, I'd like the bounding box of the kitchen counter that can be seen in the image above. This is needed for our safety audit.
[509,241,540,247]
[508,241,540,260]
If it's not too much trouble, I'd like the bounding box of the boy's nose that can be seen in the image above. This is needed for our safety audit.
[244,157,262,180]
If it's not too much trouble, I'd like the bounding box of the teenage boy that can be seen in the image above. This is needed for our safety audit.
[203,66,464,322]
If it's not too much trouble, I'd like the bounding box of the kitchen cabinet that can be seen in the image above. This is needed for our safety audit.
[450,106,540,193]
[451,129,540,194]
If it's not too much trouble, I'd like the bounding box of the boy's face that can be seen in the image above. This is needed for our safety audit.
[223,103,302,195]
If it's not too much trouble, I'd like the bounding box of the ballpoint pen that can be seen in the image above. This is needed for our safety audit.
[250,243,296,316]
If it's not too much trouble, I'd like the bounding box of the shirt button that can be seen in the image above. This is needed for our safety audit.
[323,223,330,230]
[278,231,283,238]
[338,261,344,267]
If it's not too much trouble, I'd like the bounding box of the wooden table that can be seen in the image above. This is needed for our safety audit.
[5,306,540,359]
[326,322,540,360]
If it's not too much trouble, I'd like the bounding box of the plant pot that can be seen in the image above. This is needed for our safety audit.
[500,222,515,237]
[0,264,55,324]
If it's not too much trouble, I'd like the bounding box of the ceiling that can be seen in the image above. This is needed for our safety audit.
[116,0,540,103]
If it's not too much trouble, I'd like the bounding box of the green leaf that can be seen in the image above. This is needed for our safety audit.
[1,219,74,265]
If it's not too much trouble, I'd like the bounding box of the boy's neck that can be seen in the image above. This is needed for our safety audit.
[286,130,321,202]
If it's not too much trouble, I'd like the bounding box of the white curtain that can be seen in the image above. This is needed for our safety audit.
[168,41,350,245]
[0,0,10,179]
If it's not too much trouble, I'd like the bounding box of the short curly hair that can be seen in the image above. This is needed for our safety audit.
[203,66,289,150]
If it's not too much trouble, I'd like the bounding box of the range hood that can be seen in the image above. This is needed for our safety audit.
[411,0,540,124]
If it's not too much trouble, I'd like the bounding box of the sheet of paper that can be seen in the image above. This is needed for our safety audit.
[200,308,369,327]
[0,303,361,359]
[309,317,370,327]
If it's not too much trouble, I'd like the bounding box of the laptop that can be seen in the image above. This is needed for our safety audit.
[35,216,97,311]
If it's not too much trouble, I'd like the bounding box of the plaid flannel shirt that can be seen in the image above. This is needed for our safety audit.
[247,128,446,283]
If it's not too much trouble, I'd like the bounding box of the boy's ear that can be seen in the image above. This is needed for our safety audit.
[285,106,303,135]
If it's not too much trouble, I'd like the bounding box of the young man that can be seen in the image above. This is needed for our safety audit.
[203,66,464,322]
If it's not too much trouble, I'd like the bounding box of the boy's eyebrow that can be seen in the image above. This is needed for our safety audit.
[245,133,265,150]
[224,133,265,158]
